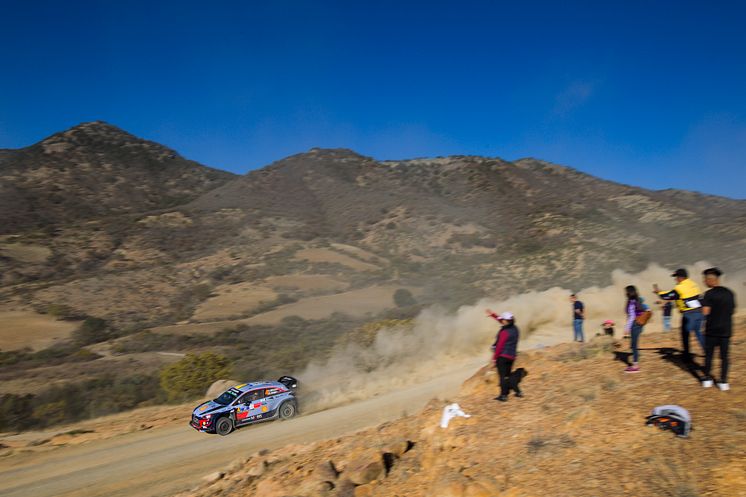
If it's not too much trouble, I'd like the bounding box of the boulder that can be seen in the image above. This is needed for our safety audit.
[315,460,340,481]
[246,460,267,477]
[344,450,384,485]
[201,471,224,484]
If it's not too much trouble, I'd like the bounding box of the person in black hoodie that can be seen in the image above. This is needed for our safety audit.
[486,309,521,402]
[700,267,736,391]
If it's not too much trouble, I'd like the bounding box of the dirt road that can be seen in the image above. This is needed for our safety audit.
[0,359,484,497]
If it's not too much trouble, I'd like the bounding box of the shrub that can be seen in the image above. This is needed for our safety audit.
[393,288,417,308]
[159,352,232,402]
[73,317,109,345]
[0,394,36,431]
[46,304,83,320]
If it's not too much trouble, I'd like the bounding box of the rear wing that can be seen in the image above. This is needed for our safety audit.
[277,376,298,392]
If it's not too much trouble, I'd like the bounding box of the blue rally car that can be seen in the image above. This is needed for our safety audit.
[190,376,298,436]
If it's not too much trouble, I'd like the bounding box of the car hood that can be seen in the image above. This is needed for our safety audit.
[193,400,228,417]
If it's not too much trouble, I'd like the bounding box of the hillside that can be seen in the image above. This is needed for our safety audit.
[1,123,745,435]
[0,121,234,233]
[175,324,746,497]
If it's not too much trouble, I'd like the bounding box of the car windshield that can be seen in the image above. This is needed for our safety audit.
[213,387,241,406]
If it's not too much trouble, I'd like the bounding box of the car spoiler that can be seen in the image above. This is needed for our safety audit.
[277,376,298,391]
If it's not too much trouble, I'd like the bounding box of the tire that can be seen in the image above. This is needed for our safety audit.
[278,401,297,420]
[215,416,233,436]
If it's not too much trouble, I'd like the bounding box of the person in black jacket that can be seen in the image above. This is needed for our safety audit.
[700,267,736,391]
[486,309,521,402]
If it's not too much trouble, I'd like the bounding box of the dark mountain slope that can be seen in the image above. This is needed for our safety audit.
[0,121,235,233]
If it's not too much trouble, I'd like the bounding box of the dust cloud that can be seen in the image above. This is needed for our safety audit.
[299,262,744,411]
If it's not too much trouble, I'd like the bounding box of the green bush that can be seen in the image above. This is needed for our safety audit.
[160,352,231,402]
[73,317,109,345]
[393,288,417,308]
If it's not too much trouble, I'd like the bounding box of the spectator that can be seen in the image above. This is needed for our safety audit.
[486,309,521,402]
[660,301,673,332]
[570,294,585,342]
[601,320,615,337]
[654,268,704,363]
[701,267,736,391]
[624,285,647,373]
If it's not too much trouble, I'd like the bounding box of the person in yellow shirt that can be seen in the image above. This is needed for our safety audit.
[653,268,704,364]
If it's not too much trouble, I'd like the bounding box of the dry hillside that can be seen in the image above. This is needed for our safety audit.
[2,122,745,434]
[176,324,746,497]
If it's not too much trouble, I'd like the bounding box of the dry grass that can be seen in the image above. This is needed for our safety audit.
[0,310,79,351]
[294,248,380,272]
[191,283,277,321]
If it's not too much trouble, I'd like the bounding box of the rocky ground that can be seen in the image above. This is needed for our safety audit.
[175,321,746,497]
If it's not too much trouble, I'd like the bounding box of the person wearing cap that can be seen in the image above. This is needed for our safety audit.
[486,309,521,402]
[700,267,736,391]
[601,320,615,337]
[653,268,704,363]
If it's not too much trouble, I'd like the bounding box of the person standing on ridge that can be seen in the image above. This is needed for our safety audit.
[486,309,521,402]
[570,294,585,342]
[623,285,647,373]
[659,301,673,332]
[700,267,736,391]
[653,268,704,364]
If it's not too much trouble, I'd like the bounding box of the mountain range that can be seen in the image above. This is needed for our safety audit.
[1,121,745,330]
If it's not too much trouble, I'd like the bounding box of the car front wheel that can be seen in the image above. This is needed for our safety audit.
[215,416,233,436]
[278,401,296,420]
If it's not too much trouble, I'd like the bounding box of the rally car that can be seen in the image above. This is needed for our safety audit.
[190,376,298,436]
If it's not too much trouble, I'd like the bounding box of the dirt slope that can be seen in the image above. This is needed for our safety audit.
[176,324,746,497]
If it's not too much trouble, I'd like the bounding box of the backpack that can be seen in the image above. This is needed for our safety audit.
[645,405,691,437]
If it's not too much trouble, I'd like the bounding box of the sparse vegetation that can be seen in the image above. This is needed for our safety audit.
[0,373,163,432]
[159,352,232,402]
[72,317,110,345]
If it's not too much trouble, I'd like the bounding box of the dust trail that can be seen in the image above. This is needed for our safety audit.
[299,263,745,411]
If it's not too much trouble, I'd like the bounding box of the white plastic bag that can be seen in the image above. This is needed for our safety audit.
[440,403,471,428]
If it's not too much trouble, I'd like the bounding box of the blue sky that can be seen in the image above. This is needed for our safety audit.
[1,1,745,198]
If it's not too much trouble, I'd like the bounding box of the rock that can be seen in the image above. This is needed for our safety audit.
[246,460,267,477]
[354,483,374,497]
[465,481,496,497]
[383,437,411,457]
[315,460,340,481]
[295,479,335,497]
[434,480,466,497]
[344,450,385,485]
[255,477,288,496]
[333,478,357,497]
[201,471,224,484]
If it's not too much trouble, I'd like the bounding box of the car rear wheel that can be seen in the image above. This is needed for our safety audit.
[278,401,296,420]
[215,416,233,436]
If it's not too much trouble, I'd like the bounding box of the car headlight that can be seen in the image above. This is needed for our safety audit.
[204,414,212,419]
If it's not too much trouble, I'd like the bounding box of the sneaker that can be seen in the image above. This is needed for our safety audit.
[702,379,714,388]
[495,395,509,402]
[514,391,524,398]
[717,383,730,391]
[624,366,640,373]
